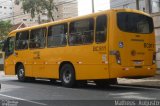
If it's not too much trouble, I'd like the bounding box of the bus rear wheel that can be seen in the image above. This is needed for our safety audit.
[17,64,27,82]
[60,64,76,88]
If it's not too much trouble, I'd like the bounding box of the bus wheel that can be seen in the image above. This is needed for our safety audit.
[94,80,110,88]
[60,64,76,88]
[17,64,26,82]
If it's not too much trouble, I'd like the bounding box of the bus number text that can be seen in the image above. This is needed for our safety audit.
[93,46,106,52]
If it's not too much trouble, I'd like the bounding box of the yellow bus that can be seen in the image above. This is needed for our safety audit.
[3,9,156,87]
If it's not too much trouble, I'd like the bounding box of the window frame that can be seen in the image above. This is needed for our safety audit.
[29,27,47,49]
[69,18,94,46]
[15,30,29,51]
[47,23,68,48]
[95,15,108,44]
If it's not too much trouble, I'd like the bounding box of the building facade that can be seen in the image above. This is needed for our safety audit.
[110,0,160,68]
[0,0,78,26]
[0,0,13,21]
[111,0,145,11]
[12,1,43,26]
[12,0,78,26]
[54,0,78,20]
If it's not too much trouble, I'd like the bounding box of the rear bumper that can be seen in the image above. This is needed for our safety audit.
[109,64,156,78]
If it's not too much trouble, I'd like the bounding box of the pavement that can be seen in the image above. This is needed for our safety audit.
[0,71,4,76]
[1,71,160,88]
[1,71,160,103]
[118,71,160,87]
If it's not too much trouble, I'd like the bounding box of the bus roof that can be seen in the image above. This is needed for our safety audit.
[9,8,151,36]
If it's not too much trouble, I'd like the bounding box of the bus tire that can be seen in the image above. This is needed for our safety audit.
[60,64,76,88]
[17,64,27,82]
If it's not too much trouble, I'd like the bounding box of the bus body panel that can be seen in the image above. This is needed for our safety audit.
[4,9,156,81]
[5,55,16,75]
[17,50,33,77]
[43,44,109,80]
[5,36,110,80]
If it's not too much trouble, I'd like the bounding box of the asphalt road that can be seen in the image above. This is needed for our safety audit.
[0,75,160,106]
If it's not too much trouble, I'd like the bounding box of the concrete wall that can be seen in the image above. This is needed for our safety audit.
[110,0,145,11]
[55,0,78,20]
[12,0,78,26]
[13,2,48,26]
[0,0,13,20]
[110,0,136,9]
[152,13,160,68]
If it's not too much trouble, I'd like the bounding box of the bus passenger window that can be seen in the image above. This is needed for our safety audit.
[15,31,29,50]
[48,24,67,47]
[30,28,46,49]
[69,18,94,45]
[96,15,107,43]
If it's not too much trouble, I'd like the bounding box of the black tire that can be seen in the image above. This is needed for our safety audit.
[60,64,76,88]
[17,64,27,82]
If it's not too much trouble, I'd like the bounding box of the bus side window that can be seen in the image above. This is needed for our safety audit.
[69,18,94,45]
[15,31,29,50]
[96,15,107,43]
[48,24,67,47]
[30,28,46,49]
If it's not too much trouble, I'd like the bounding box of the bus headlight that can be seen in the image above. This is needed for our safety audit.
[152,52,156,64]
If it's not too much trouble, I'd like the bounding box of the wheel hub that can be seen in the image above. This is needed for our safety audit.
[63,70,71,83]
[19,69,24,77]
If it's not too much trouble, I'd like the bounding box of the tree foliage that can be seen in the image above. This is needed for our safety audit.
[15,0,57,23]
[41,0,58,21]
[0,20,12,40]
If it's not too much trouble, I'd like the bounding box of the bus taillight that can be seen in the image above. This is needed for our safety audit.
[153,52,156,64]
[116,51,121,65]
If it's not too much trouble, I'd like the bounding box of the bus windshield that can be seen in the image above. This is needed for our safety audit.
[117,12,154,34]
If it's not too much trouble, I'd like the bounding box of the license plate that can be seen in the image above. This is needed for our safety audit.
[134,61,142,65]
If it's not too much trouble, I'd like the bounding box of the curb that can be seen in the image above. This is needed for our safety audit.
[118,84,160,89]
[156,71,160,75]
[0,71,4,75]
